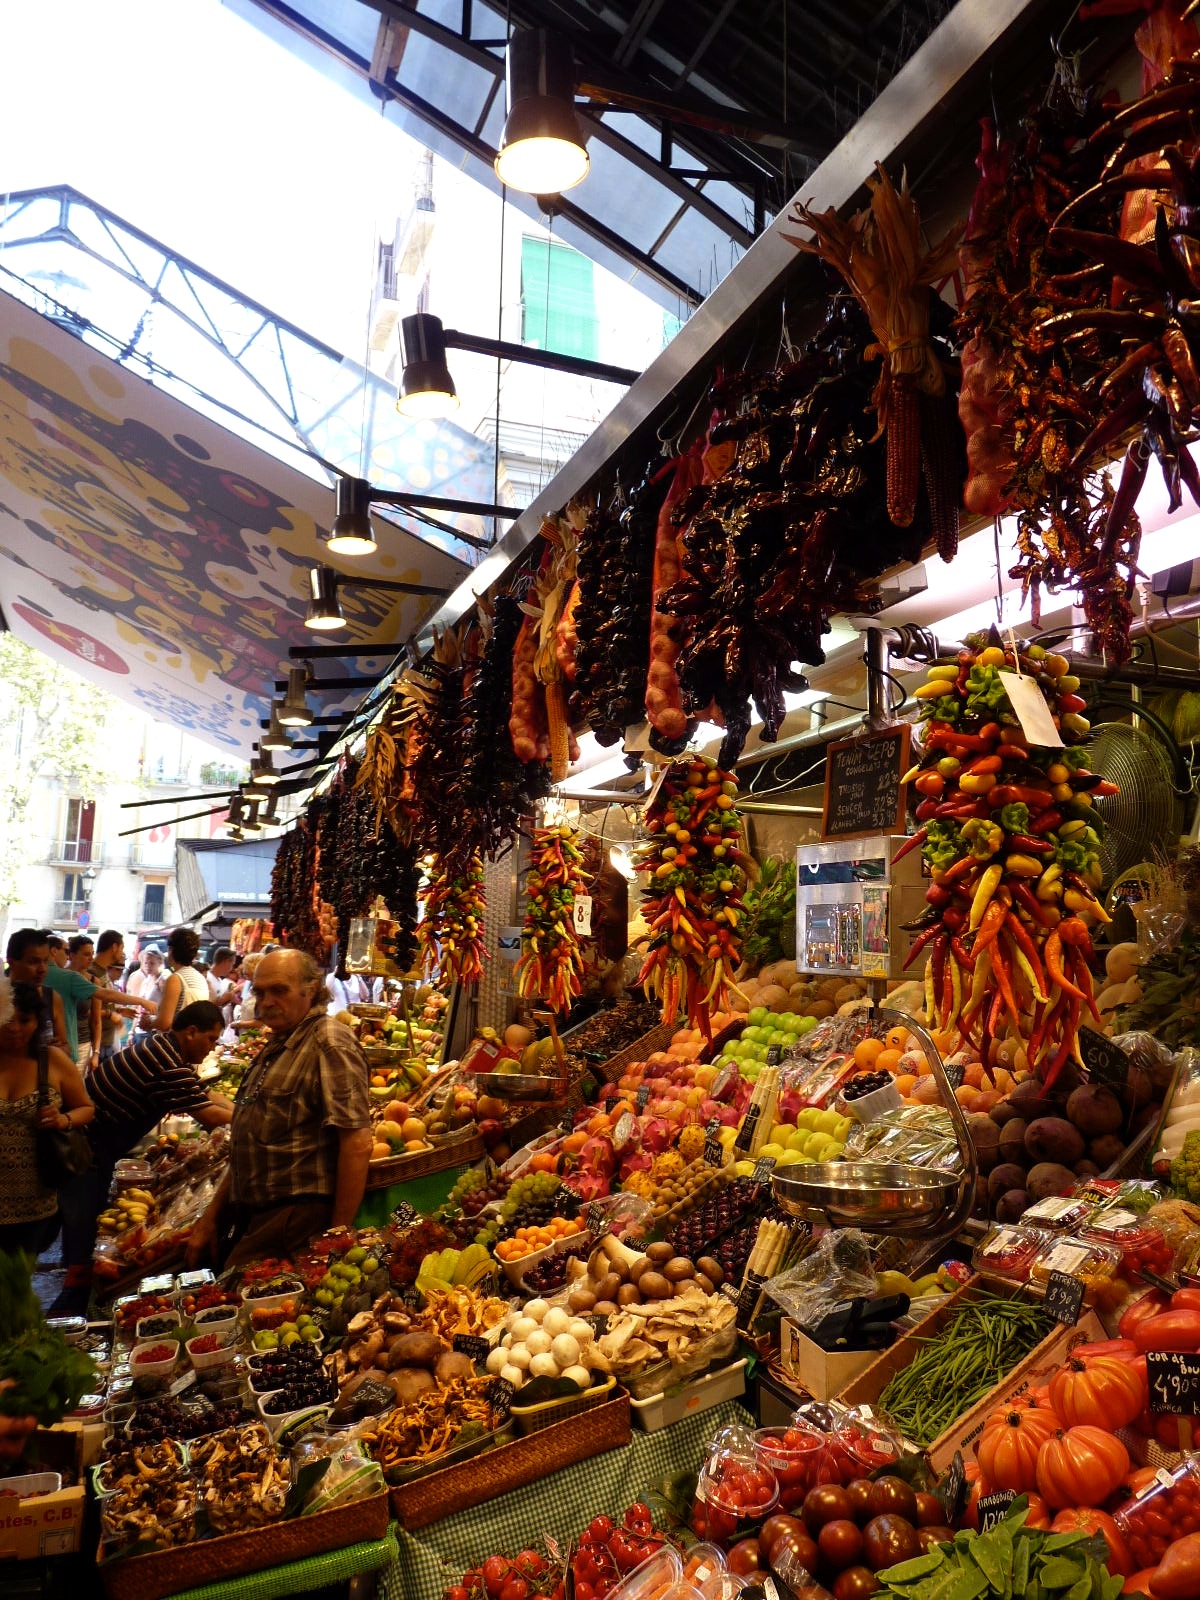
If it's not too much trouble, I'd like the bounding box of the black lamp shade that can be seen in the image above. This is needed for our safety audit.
[261,707,292,751]
[397,313,459,419]
[278,667,313,727]
[305,565,345,630]
[240,800,263,832]
[327,476,377,555]
[495,30,589,194]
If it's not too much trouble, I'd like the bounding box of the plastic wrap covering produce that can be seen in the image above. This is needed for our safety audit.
[901,639,1117,1084]
[461,592,550,860]
[659,298,943,770]
[515,824,591,1013]
[571,465,667,748]
[636,758,747,1034]
[762,1228,877,1331]
[785,165,966,554]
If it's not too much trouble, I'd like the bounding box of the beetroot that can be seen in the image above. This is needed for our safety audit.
[1024,1116,1085,1168]
[995,1189,1030,1223]
[966,1114,1000,1174]
[1066,1084,1123,1138]
[1087,1134,1124,1170]
[987,1162,1027,1204]
[1009,1078,1064,1123]
[998,1118,1028,1165]
[1026,1161,1078,1201]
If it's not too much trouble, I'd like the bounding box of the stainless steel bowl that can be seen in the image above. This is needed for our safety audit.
[771,1161,964,1234]
[470,1072,559,1101]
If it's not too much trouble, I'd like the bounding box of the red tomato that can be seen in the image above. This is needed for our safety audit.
[760,1514,810,1564]
[1171,1289,1200,1313]
[1123,1573,1158,1597]
[1050,1509,1133,1576]
[499,1579,529,1600]
[1152,1531,1200,1599]
[1073,1339,1139,1364]
[727,1540,763,1577]
[483,1558,512,1598]
[1118,1291,1169,1342]
[1036,1426,1130,1510]
[817,1520,864,1572]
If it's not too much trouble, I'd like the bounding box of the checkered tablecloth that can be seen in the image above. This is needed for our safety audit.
[378,1401,753,1599]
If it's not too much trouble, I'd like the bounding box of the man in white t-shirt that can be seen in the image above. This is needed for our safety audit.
[127,948,166,1041]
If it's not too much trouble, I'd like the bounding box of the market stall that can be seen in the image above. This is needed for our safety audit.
[10,4,1200,1600]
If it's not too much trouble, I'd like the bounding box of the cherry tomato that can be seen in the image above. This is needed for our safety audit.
[818,1520,864,1572]
[482,1558,511,1598]
[499,1579,528,1600]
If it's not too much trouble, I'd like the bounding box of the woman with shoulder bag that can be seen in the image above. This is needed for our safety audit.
[0,979,93,1255]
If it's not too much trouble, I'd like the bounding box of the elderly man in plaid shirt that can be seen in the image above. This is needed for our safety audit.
[187,948,373,1270]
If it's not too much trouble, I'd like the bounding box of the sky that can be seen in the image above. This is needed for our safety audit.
[0,0,416,356]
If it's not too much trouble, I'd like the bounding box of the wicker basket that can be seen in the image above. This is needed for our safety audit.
[509,1373,617,1435]
[98,1489,390,1600]
[592,1021,674,1084]
[390,1387,630,1530]
[365,1132,484,1190]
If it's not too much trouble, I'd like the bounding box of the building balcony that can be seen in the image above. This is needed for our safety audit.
[51,899,89,924]
[48,839,101,867]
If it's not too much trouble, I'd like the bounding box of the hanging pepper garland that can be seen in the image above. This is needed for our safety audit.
[419,855,487,987]
[636,758,749,1037]
[900,638,1118,1085]
[269,814,329,965]
[514,824,591,1014]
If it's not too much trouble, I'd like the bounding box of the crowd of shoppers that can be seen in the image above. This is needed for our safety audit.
[0,925,374,1312]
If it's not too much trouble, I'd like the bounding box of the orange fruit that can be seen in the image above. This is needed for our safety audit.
[894,1074,916,1099]
[874,1048,903,1075]
[963,1063,984,1089]
[853,1038,884,1068]
[954,1085,981,1111]
[885,1025,909,1051]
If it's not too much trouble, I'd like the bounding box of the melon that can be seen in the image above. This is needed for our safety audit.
[505,1024,534,1050]
[760,960,798,988]
[756,984,790,1012]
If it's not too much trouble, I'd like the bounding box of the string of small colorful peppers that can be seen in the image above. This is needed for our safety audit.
[514,824,590,1014]
[898,640,1118,1085]
[635,758,748,1038]
[419,854,487,986]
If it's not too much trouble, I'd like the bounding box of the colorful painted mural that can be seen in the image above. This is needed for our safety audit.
[0,292,471,754]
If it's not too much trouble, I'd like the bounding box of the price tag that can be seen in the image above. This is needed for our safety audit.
[1146,1351,1200,1413]
[703,1117,724,1166]
[734,1104,761,1154]
[998,669,1064,748]
[737,1271,765,1325]
[487,1376,517,1415]
[585,1202,606,1239]
[937,1451,967,1525]
[719,1281,740,1306]
[945,1063,964,1091]
[587,1312,611,1339]
[391,1200,419,1229]
[1080,1026,1130,1092]
[752,1156,776,1186]
[169,1371,197,1398]
[452,1333,492,1363]
[636,1083,650,1112]
[573,896,593,937]
[561,1182,585,1207]
[1045,1270,1086,1326]
[400,1285,422,1310]
[977,1490,1016,1534]
[766,1045,783,1067]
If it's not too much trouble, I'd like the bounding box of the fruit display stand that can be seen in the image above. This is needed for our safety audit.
[364,1130,486,1192]
[378,1399,752,1599]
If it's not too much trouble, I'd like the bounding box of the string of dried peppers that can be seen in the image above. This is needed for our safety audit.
[419,856,487,987]
[514,824,590,1014]
[636,758,749,1037]
[900,640,1118,1086]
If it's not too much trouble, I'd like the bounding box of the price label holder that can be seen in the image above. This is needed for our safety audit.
[766,1045,783,1067]
[561,1182,585,1207]
[487,1376,516,1416]
[390,1200,419,1229]
[752,1155,776,1186]
[945,1063,964,1091]
[573,896,593,937]
[1080,1026,1130,1092]
[636,1083,650,1113]
[585,1202,606,1239]
[735,1103,761,1154]
[1045,1270,1086,1326]
[720,1281,740,1307]
[998,669,1064,748]
[703,1117,724,1167]
[587,1312,612,1339]
[400,1286,422,1310]
[736,1271,765,1329]
[977,1490,1016,1535]
[937,1451,968,1525]
[453,1333,492,1363]
[1146,1351,1200,1414]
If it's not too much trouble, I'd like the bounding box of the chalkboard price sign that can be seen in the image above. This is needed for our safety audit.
[1080,1026,1130,1092]
[822,725,912,841]
[1045,1270,1086,1326]
[735,1104,761,1153]
[636,1083,650,1112]
[390,1200,419,1229]
[453,1334,492,1363]
[977,1490,1016,1534]
[752,1156,777,1186]
[945,1063,965,1091]
[937,1452,967,1525]
[1146,1351,1200,1413]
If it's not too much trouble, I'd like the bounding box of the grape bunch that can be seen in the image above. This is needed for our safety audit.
[842,1071,893,1101]
[667,1178,767,1259]
[473,1216,502,1251]
[122,1395,248,1447]
[449,1169,511,1218]
[495,1172,573,1242]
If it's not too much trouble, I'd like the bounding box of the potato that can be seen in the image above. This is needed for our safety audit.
[663,1257,695,1282]
[639,1271,673,1300]
[388,1331,443,1370]
[435,1350,475,1384]
[697,1256,724,1286]
[593,1300,618,1317]
[694,1273,715,1295]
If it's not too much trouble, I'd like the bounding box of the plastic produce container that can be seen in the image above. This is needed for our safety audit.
[1115,1458,1200,1569]
[1029,1235,1124,1307]
[1021,1195,1098,1232]
[608,1547,684,1600]
[973,1225,1054,1283]
[129,1339,181,1378]
[1080,1213,1176,1279]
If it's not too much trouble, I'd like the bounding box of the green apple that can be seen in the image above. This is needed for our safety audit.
[759,1142,786,1162]
[787,1129,811,1152]
[796,1109,820,1131]
[769,1124,796,1146]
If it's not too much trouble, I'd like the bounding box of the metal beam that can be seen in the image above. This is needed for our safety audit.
[413,0,1057,649]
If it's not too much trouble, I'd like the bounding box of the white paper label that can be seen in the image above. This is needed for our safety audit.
[999,670,1064,748]
[1089,1208,1138,1233]
[573,896,593,936]
[1027,1196,1081,1221]
[1041,1242,1091,1275]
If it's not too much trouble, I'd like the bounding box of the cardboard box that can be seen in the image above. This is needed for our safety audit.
[835,1276,1106,1471]
[780,1318,879,1401]
[0,1484,85,1560]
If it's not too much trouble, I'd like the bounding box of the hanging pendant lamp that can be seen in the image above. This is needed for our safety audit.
[326,476,377,556]
[277,667,313,727]
[304,565,345,630]
[495,29,589,196]
[396,313,459,419]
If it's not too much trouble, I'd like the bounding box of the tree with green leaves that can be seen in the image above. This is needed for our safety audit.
[0,634,129,921]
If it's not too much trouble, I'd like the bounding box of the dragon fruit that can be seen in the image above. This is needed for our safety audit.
[578,1135,616,1176]
[640,1117,674,1155]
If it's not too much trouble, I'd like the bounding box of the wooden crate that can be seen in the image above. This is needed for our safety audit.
[98,1490,390,1600]
[390,1388,631,1529]
[835,1276,1106,1471]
